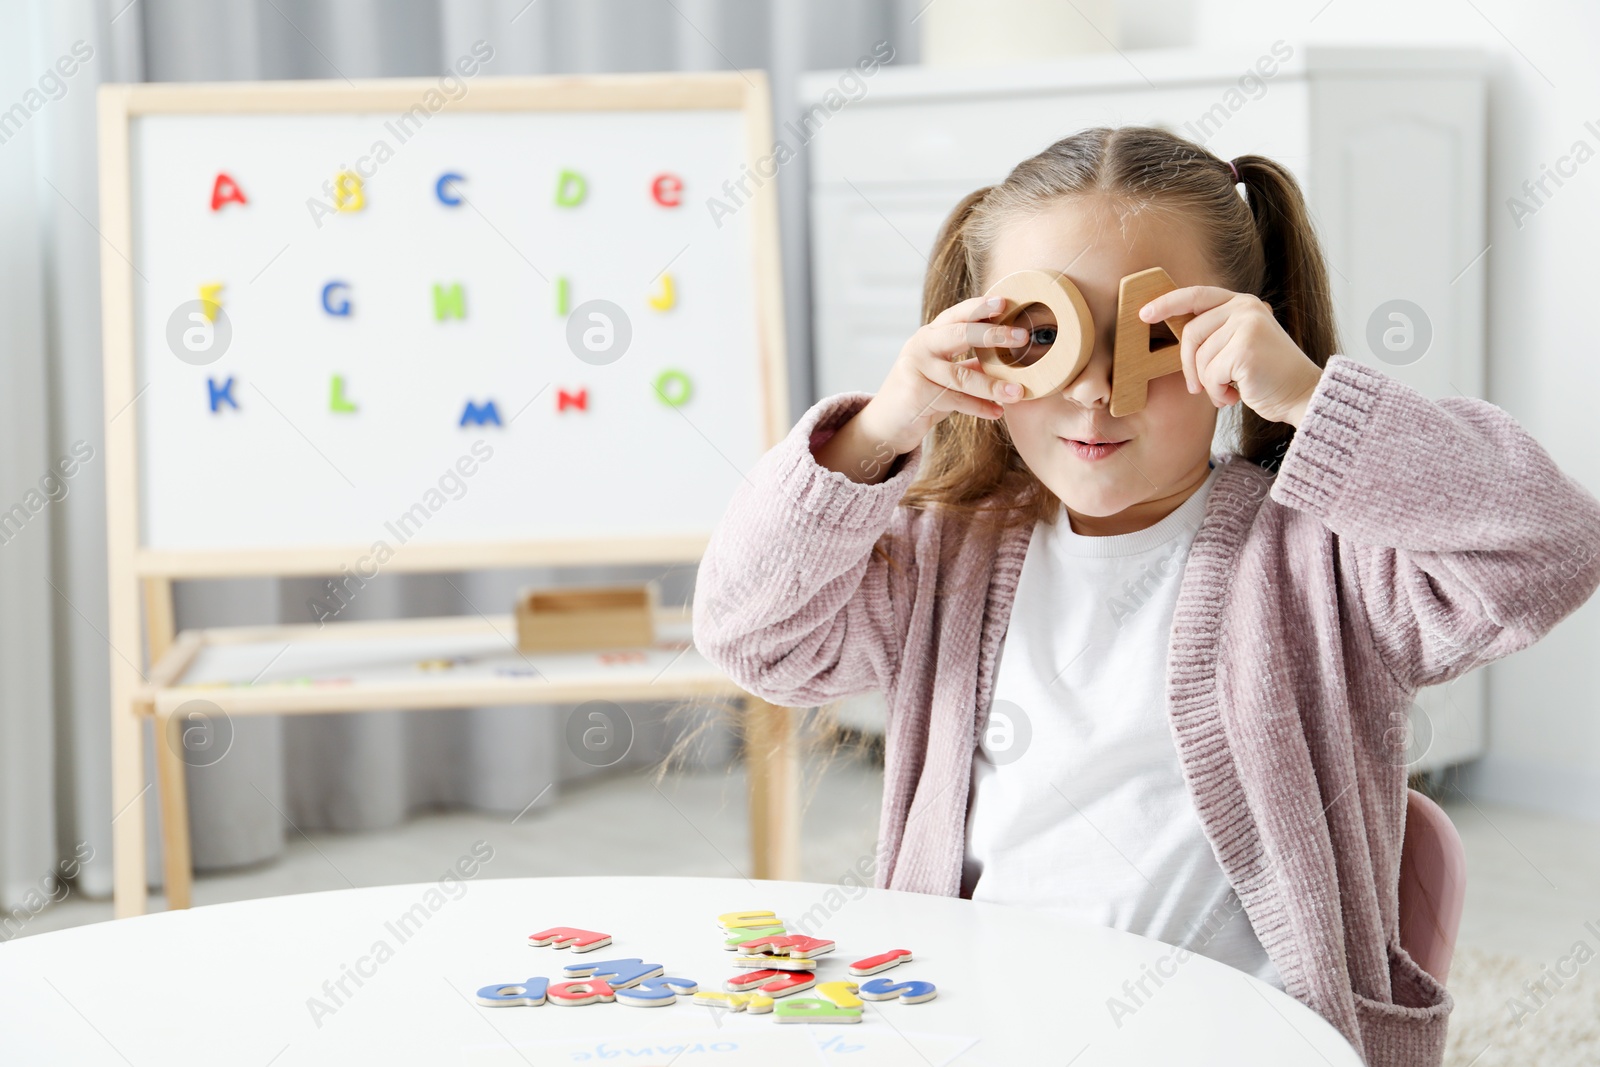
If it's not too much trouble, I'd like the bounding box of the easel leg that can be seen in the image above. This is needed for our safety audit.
[154,707,194,910]
[744,696,800,880]
[110,696,147,917]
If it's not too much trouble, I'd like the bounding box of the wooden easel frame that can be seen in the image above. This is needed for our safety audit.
[98,72,793,917]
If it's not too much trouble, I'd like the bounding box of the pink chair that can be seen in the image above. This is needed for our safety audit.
[1397,788,1467,984]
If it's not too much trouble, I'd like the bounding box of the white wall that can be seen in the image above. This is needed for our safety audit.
[1184,0,1600,817]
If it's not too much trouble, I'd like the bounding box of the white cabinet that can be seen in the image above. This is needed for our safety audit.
[801,45,1487,771]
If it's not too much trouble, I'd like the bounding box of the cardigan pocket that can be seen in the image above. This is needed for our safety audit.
[1351,940,1454,1067]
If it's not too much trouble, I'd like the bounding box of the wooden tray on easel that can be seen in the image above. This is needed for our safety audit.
[515,581,660,653]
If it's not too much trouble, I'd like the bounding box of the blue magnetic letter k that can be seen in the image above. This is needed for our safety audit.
[209,376,239,413]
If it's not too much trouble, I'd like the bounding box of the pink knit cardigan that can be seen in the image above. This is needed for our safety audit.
[692,356,1600,1065]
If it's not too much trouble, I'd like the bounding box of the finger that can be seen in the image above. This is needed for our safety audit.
[1140,285,1236,325]
[1194,322,1243,408]
[1179,302,1235,388]
[1176,303,1229,394]
[938,390,1009,420]
[931,294,1009,327]
[925,320,1029,363]
[910,365,1009,421]
[1177,320,1196,395]
[1179,325,1199,395]
[1207,378,1242,408]
[920,350,1024,405]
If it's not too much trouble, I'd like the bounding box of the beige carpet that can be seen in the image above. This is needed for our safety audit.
[1443,946,1600,1065]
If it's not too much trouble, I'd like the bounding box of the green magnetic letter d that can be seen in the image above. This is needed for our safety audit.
[555,169,587,207]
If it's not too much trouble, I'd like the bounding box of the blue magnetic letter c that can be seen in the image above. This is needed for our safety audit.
[322,281,351,316]
[436,172,465,206]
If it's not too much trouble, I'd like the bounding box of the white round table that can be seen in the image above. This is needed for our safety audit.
[0,875,1362,1065]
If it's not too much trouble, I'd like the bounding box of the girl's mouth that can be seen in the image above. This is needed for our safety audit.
[1063,438,1127,461]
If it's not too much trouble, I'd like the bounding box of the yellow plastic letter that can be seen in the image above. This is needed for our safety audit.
[648,273,676,312]
[198,282,224,322]
[334,170,365,212]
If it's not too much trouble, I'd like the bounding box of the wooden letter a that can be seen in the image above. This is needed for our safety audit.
[1111,267,1195,417]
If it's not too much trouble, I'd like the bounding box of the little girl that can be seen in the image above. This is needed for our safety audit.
[692,127,1600,1066]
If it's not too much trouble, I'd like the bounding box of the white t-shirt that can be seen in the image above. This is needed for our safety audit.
[961,465,1284,989]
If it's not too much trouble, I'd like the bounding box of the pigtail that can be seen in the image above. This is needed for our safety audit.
[1230,155,1341,470]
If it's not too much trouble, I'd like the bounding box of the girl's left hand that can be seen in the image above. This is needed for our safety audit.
[1138,286,1323,427]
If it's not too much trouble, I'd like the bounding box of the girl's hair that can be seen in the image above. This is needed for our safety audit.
[901,126,1339,525]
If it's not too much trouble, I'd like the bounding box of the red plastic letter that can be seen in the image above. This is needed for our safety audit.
[756,971,817,996]
[527,926,611,951]
[545,979,615,1005]
[848,949,912,975]
[211,172,247,211]
[556,388,588,412]
[651,172,683,207]
[740,933,834,957]
[773,935,834,956]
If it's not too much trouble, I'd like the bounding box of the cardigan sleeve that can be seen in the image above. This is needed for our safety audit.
[1270,355,1600,688]
[691,392,925,707]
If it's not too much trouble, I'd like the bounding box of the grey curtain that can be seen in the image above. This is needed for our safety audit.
[22,0,920,891]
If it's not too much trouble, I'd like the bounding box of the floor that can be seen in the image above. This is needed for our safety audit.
[13,754,1600,1064]
[1439,789,1600,961]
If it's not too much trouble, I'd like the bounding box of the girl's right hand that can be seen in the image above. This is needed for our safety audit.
[854,295,1030,456]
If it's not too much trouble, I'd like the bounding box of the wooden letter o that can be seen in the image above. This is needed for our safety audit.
[971,270,1095,400]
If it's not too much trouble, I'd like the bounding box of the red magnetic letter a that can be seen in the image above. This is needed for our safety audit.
[211,173,247,211]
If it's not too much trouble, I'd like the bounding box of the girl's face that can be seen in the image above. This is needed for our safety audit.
[988,196,1221,535]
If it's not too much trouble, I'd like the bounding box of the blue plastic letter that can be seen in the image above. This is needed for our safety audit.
[436,172,465,206]
[208,377,239,413]
[459,400,502,427]
[475,977,549,1007]
[322,281,351,316]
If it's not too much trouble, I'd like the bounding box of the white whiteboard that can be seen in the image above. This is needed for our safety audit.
[121,88,780,561]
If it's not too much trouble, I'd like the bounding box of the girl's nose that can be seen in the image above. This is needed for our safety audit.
[1062,343,1113,407]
